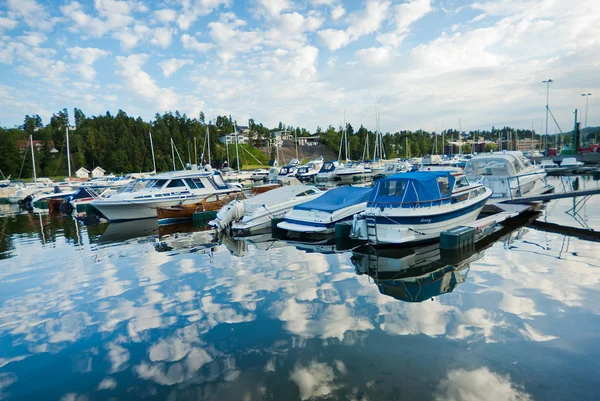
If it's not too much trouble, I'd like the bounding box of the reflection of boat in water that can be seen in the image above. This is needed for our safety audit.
[352,244,480,302]
[220,232,284,256]
[93,218,160,244]
[154,227,217,254]
[353,210,542,302]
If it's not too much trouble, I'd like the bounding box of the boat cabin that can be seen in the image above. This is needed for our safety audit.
[278,165,297,176]
[465,152,531,177]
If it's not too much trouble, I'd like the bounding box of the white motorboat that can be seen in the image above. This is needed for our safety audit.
[295,158,324,182]
[464,151,551,199]
[278,165,298,179]
[91,167,240,221]
[351,171,492,245]
[378,161,412,178]
[210,185,323,235]
[560,157,584,169]
[277,186,372,234]
[540,159,558,169]
[334,161,366,180]
[251,169,270,181]
[7,178,55,204]
[316,160,341,182]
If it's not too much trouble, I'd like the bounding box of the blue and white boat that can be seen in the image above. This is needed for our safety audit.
[316,160,341,181]
[277,186,372,234]
[350,171,492,244]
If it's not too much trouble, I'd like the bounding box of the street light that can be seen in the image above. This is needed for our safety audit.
[581,93,592,142]
[543,79,553,153]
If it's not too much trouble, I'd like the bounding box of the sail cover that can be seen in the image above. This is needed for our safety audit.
[368,171,456,207]
[295,186,372,213]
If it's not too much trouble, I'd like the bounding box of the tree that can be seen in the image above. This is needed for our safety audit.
[485,143,498,152]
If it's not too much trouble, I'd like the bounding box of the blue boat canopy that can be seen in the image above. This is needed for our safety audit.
[368,171,456,207]
[295,186,372,213]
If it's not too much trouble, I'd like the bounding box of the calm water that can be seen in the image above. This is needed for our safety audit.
[1,177,600,401]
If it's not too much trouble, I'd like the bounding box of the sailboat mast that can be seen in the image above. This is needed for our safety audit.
[234,122,240,171]
[149,132,156,173]
[344,110,348,161]
[207,124,211,166]
[171,138,176,171]
[194,137,197,165]
[30,135,37,183]
[65,126,72,177]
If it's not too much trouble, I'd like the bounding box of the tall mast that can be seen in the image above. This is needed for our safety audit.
[194,136,197,165]
[66,126,72,177]
[171,138,176,171]
[295,129,299,161]
[459,119,462,155]
[344,110,348,161]
[234,122,240,171]
[149,132,156,173]
[30,135,37,183]
[207,123,211,165]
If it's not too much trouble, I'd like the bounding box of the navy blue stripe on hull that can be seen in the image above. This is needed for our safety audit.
[372,195,490,225]
[283,216,353,228]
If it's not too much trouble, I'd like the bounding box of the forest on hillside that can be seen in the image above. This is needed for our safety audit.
[1,108,596,179]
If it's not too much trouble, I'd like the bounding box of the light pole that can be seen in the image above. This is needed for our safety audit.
[581,93,592,142]
[543,79,553,154]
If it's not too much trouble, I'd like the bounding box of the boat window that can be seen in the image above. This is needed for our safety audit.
[151,179,168,188]
[465,159,511,176]
[512,158,523,173]
[385,164,396,172]
[211,174,229,189]
[184,178,206,189]
[452,193,469,203]
[454,176,469,189]
[296,189,317,197]
[379,180,406,197]
[437,177,451,197]
[166,179,186,188]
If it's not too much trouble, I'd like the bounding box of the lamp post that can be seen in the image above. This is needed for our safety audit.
[542,79,553,154]
[581,93,592,143]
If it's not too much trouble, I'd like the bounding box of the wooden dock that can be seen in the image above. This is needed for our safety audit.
[501,188,600,204]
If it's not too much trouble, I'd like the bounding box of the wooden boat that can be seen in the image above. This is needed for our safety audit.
[157,192,245,224]
[251,183,281,195]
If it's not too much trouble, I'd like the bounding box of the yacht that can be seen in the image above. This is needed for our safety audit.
[278,165,298,179]
[295,158,324,182]
[464,151,551,199]
[8,178,56,204]
[210,185,323,235]
[377,161,412,179]
[561,157,584,170]
[334,161,366,180]
[315,160,341,182]
[351,171,492,245]
[251,169,270,181]
[277,186,372,234]
[90,167,240,221]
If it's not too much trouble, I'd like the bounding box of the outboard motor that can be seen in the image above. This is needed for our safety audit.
[209,200,245,232]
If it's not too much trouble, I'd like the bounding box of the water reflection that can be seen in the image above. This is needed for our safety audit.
[0,196,599,400]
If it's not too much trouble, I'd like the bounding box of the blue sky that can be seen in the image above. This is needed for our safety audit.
[0,0,598,134]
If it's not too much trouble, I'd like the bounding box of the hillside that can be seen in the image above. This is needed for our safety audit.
[258,141,338,164]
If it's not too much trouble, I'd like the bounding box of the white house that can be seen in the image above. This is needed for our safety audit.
[91,166,106,178]
[219,134,249,145]
[75,167,90,179]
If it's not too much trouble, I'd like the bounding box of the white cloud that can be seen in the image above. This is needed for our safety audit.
[436,367,532,401]
[356,46,390,65]
[208,21,263,61]
[255,0,292,17]
[331,5,345,20]
[0,17,18,31]
[151,27,176,48]
[318,29,350,51]
[97,377,117,390]
[17,32,47,47]
[175,0,232,30]
[67,47,111,80]
[154,8,177,23]
[289,361,338,400]
[61,0,134,37]
[7,0,54,30]
[394,0,432,33]
[158,58,193,77]
[181,33,214,52]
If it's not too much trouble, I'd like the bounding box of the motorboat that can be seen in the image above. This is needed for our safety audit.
[8,178,55,204]
[421,154,442,166]
[277,186,372,234]
[251,169,270,181]
[278,165,298,179]
[91,167,240,221]
[350,171,492,245]
[334,161,366,180]
[0,180,25,198]
[316,160,341,182]
[156,192,246,225]
[464,151,551,199]
[376,161,412,179]
[540,159,557,169]
[209,185,323,235]
[295,158,324,182]
[561,157,584,169]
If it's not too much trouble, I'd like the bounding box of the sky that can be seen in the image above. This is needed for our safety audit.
[0,0,598,134]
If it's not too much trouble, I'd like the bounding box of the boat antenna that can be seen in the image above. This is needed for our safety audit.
[30,135,37,183]
[149,131,156,173]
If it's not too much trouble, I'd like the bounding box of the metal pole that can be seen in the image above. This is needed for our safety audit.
[66,126,71,177]
[235,123,240,171]
[171,138,176,171]
[543,79,553,154]
[30,135,36,183]
[149,132,156,173]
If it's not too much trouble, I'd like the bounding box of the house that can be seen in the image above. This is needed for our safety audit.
[91,166,106,178]
[219,134,249,145]
[237,125,250,135]
[75,167,90,179]
[17,140,58,154]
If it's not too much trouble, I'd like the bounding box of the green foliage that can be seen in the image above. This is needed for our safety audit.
[485,143,498,152]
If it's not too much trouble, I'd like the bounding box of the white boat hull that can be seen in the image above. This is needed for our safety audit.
[278,203,367,234]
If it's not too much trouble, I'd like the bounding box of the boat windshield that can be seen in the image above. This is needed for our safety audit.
[117,179,167,193]
[297,167,309,174]
[320,162,335,172]
[465,158,518,176]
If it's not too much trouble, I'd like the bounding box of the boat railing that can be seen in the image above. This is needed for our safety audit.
[505,170,546,200]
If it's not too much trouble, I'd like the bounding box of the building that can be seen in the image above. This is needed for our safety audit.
[219,134,249,145]
[91,166,106,178]
[237,125,250,135]
[297,134,320,146]
[17,140,58,154]
[75,167,90,179]
[516,139,540,151]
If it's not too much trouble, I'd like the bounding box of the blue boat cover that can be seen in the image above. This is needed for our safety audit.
[295,186,372,213]
[368,171,455,207]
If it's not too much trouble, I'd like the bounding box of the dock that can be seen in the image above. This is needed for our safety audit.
[502,188,600,204]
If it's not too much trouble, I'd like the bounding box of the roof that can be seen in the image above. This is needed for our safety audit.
[92,166,105,172]
[76,167,90,173]
[369,171,455,206]
[295,186,372,213]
